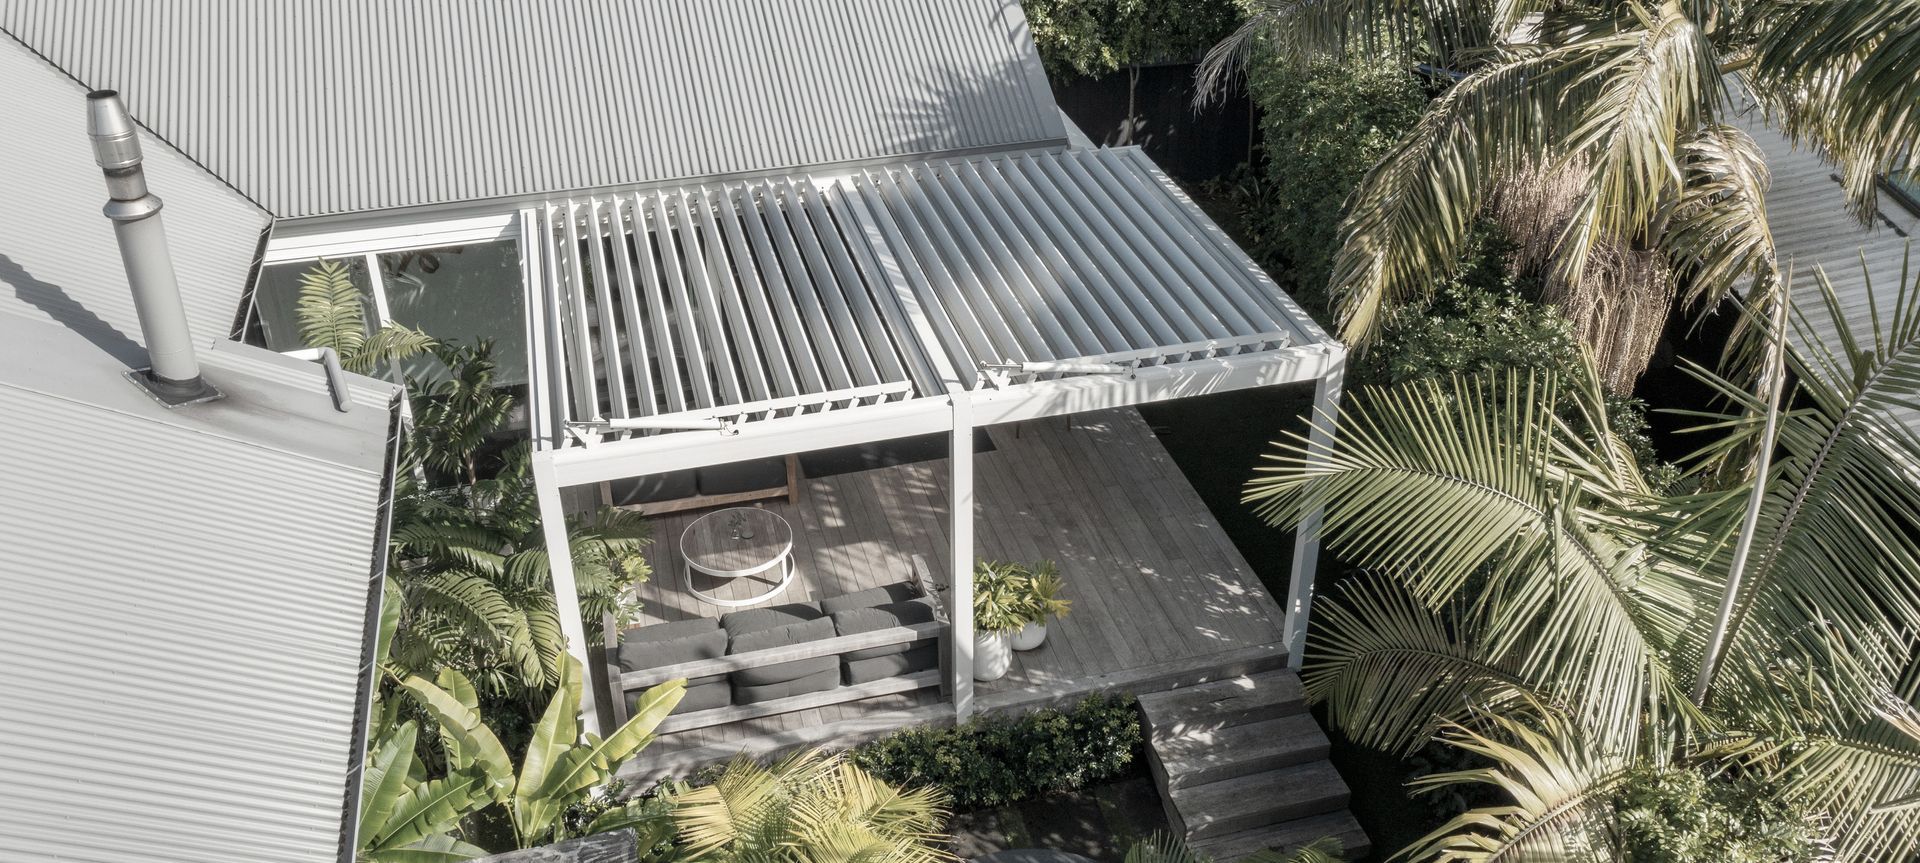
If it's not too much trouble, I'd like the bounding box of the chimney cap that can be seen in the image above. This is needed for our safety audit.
[85,90,141,171]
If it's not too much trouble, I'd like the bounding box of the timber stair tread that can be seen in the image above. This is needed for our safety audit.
[1140,668,1369,860]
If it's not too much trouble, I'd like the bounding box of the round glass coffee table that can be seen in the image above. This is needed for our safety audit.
[679,507,795,607]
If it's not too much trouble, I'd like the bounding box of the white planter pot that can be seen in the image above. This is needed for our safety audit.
[973,631,1013,681]
[1011,620,1048,651]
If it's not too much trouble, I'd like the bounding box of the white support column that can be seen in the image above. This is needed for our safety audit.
[1283,345,1346,669]
[531,452,603,735]
[949,389,976,720]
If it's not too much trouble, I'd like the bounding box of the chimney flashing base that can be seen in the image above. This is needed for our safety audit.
[126,369,223,407]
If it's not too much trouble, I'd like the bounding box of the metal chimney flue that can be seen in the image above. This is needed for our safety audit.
[86,89,218,405]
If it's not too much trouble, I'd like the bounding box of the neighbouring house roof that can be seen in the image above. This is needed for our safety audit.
[1737,106,1920,440]
[0,35,398,863]
[0,0,1067,220]
[529,145,1338,481]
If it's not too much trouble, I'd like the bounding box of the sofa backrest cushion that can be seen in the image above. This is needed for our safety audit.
[616,620,727,675]
[728,616,838,686]
[720,602,824,639]
[819,581,921,615]
[830,597,940,661]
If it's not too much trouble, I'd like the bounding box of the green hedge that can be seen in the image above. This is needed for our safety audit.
[849,694,1143,810]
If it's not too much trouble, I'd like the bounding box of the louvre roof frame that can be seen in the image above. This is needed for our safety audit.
[524,146,1340,476]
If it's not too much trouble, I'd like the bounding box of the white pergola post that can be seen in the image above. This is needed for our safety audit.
[949,390,976,720]
[1282,346,1346,669]
[531,454,603,735]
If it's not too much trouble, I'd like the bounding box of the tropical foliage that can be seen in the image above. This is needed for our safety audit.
[1024,0,1243,77]
[1124,831,1344,863]
[358,657,686,860]
[1202,0,1920,386]
[296,258,434,375]
[1245,267,1920,859]
[850,693,1141,809]
[385,342,653,706]
[667,749,952,863]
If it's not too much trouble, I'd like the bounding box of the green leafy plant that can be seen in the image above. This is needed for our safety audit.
[1245,269,1920,859]
[668,749,951,863]
[1021,562,1072,625]
[1023,0,1244,78]
[972,560,1034,634]
[391,659,687,853]
[1125,831,1343,863]
[850,693,1141,810]
[297,258,434,374]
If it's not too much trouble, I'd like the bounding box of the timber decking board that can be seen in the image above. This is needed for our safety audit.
[627,407,1287,758]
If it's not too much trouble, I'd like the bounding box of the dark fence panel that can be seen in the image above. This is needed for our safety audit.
[1049,61,1258,183]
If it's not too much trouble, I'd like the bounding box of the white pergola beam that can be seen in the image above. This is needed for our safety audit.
[546,342,1340,486]
[949,390,976,719]
[1283,345,1346,668]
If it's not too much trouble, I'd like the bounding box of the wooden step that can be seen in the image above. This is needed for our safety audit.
[1170,761,1351,841]
[1190,811,1373,862]
[1139,670,1308,741]
[1156,713,1330,790]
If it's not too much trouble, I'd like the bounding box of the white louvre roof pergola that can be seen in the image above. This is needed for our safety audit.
[524,146,1346,730]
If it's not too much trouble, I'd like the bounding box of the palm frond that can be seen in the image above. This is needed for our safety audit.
[296,259,370,356]
[1401,710,1629,862]
[1743,0,1920,220]
[351,322,437,376]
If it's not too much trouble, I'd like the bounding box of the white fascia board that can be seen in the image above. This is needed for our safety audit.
[264,213,519,263]
[542,341,1342,487]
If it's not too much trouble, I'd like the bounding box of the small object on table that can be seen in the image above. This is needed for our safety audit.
[681,507,794,607]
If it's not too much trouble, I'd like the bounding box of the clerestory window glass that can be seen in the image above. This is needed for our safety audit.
[378,240,527,387]
[252,256,379,354]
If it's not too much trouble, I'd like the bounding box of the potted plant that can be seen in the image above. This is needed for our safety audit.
[971,560,1029,681]
[1011,561,1069,651]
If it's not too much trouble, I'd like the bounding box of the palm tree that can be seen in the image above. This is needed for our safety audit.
[1243,266,1920,858]
[386,343,652,702]
[1200,0,1920,387]
[297,258,435,375]
[669,749,952,863]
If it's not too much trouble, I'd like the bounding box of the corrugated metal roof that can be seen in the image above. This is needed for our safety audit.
[0,34,398,863]
[534,146,1329,448]
[0,36,267,345]
[1,0,1067,219]
[1737,108,1920,439]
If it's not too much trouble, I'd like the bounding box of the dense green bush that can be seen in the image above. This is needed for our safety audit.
[849,694,1142,810]
[1220,57,1426,319]
[1609,766,1825,862]
[1024,0,1243,78]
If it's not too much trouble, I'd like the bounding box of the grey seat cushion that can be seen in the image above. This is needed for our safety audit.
[830,597,940,661]
[732,667,840,704]
[844,644,939,685]
[616,618,728,688]
[632,680,731,715]
[728,617,836,686]
[819,582,921,615]
[720,602,823,639]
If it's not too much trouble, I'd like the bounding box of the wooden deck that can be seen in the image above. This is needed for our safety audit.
[623,407,1288,774]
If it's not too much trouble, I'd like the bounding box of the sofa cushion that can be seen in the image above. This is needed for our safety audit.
[843,643,939,685]
[728,617,836,686]
[830,597,940,661]
[732,667,840,704]
[616,619,727,688]
[819,582,921,615]
[719,602,823,639]
[632,680,731,715]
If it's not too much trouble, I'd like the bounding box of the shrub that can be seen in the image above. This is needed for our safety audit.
[1024,0,1244,78]
[1222,56,1426,319]
[1609,766,1825,862]
[850,694,1143,810]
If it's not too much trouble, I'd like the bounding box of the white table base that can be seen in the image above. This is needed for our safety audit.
[685,555,796,607]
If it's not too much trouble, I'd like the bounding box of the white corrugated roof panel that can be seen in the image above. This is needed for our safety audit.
[0,32,398,863]
[1,0,1068,219]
